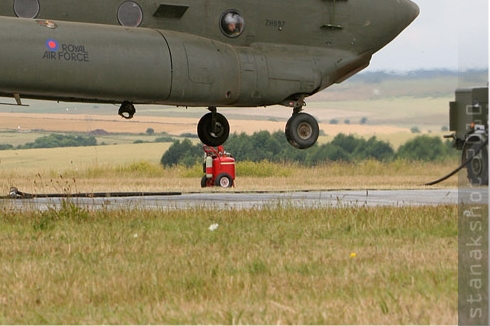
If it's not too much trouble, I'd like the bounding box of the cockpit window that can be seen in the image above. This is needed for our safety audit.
[220,10,244,37]
[117,1,143,27]
[13,0,40,18]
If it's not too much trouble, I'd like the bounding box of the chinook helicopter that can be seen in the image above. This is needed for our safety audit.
[0,0,419,149]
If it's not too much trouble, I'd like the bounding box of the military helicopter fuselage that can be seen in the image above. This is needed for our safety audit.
[0,0,419,148]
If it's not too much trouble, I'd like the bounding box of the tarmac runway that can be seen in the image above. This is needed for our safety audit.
[3,188,488,211]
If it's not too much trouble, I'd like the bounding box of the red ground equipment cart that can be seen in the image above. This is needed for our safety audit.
[201,145,236,188]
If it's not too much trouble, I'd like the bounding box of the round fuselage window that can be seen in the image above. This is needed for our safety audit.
[117,1,143,27]
[13,0,40,18]
[220,10,245,37]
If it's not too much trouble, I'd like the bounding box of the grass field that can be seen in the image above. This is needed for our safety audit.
[0,204,458,324]
[0,143,461,195]
[0,148,462,324]
[0,146,464,324]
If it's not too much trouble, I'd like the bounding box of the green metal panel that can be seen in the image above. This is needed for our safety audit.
[450,87,489,141]
[471,87,489,128]
[449,101,458,132]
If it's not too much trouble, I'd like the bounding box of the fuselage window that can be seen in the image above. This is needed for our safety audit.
[13,0,40,18]
[117,1,143,27]
[220,10,244,38]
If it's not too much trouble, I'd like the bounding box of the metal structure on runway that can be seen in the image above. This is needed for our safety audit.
[445,87,488,185]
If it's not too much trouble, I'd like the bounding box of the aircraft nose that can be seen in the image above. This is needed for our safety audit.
[399,0,420,26]
[361,0,420,55]
[382,0,419,42]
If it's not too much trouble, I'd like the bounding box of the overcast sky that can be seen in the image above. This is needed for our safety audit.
[367,0,489,72]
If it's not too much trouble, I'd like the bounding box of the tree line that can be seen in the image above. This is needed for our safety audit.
[161,131,457,167]
[0,134,96,150]
[0,132,456,166]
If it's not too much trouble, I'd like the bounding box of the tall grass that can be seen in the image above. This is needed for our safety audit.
[0,158,460,195]
[0,204,458,324]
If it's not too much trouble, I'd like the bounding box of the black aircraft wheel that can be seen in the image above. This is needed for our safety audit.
[285,119,292,144]
[197,112,230,146]
[464,143,488,186]
[215,173,233,188]
[118,101,136,119]
[285,112,319,149]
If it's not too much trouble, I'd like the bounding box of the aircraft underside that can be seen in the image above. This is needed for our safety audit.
[0,0,419,150]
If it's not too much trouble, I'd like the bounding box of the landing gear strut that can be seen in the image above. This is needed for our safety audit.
[285,105,319,149]
[197,107,230,146]
[118,101,136,119]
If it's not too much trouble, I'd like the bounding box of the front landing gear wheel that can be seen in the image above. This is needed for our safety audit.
[285,112,319,149]
[197,111,230,146]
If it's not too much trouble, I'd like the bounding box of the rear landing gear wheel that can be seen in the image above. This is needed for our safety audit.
[197,108,230,146]
[285,112,319,149]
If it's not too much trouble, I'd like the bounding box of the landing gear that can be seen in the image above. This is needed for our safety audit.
[285,106,319,149]
[196,104,318,149]
[118,101,136,119]
[197,107,230,146]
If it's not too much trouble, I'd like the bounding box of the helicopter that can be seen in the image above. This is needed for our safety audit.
[0,0,419,149]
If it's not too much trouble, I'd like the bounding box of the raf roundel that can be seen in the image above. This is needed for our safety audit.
[46,39,59,51]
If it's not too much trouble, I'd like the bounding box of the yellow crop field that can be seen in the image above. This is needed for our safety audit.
[0,111,411,137]
[0,96,450,135]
